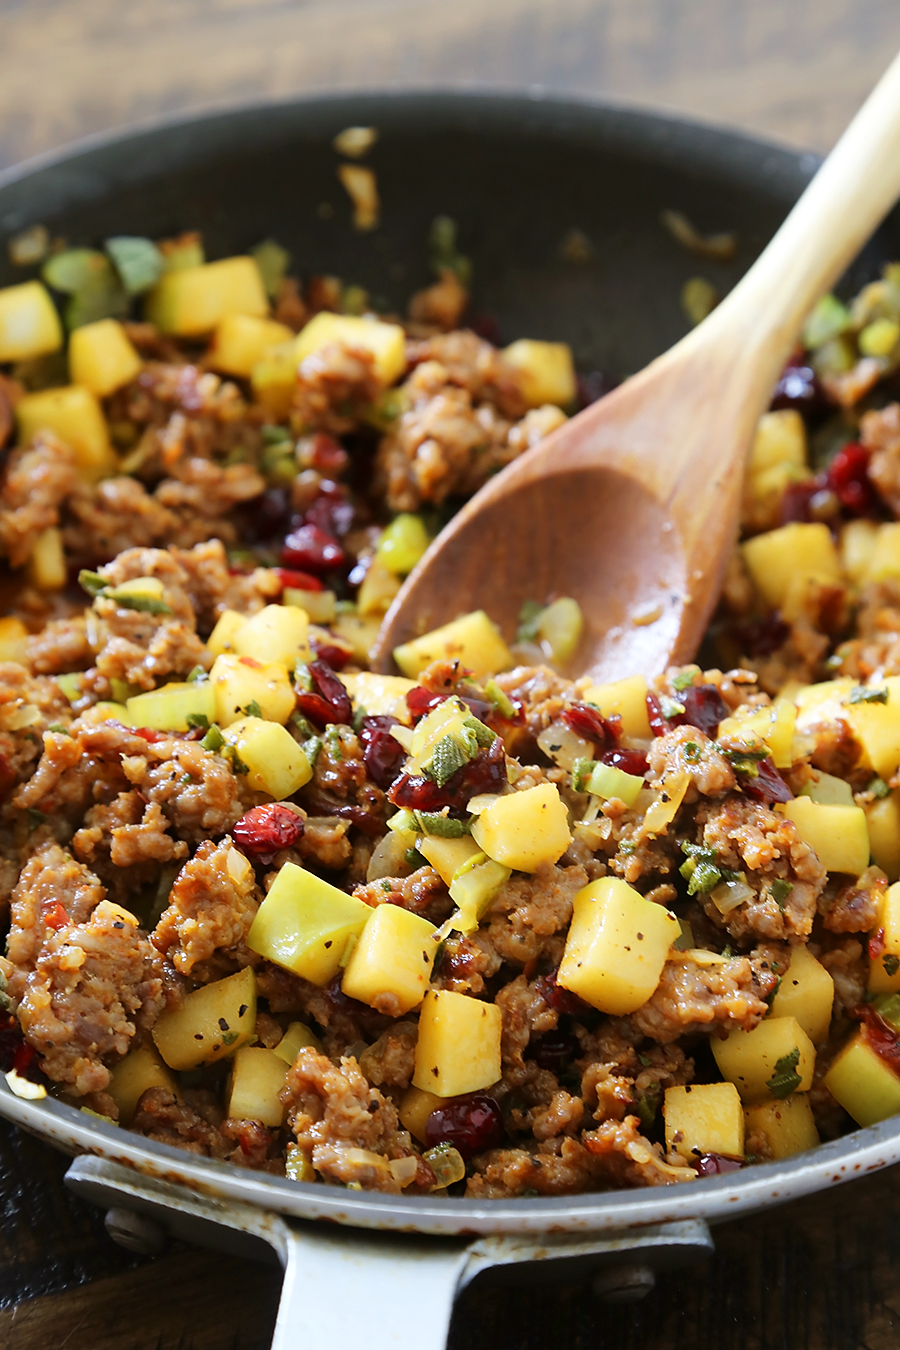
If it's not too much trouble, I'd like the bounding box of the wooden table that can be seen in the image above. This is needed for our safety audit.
[4,1,900,1345]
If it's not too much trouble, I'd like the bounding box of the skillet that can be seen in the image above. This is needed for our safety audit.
[2,91,900,1349]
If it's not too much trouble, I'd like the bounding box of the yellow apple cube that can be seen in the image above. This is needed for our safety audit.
[417,834,483,886]
[273,1021,324,1065]
[471,782,571,873]
[769,946,834,1044]
[866,792,900,883]
[26,526,66,591]
[663,1082,745,1162]
[341,904,438,1013]
[582,674,652,739]
[868,880,900,993]
[742,522,842,609]
[208,313,295,377]
[0,617,28,664]
[0,280,62,361]
[247,862,372,985]
[232,604,309,668]
[502,338,577,408]
[69,318,142,397]
[227,1046,289,1127]
[844,677,900,778]
[207,609,248,657]
[294,312,406,386]
[393,610,512,681]
[866,522,900,583]
[357,558,402,618]
[779,798,869,876]
[748,409,807,474]
[210,653,295,726]
[146,256,269,336]
[16,384,117,481]
[152,967,257,1070]
[712,1015,815,1105]
[250,340,298,418]
[841,518,880,585]
[824,1029,900,1126]
[717,698,797,770]
[125,679,216,732]
[744,1095,820,1159]
[107,1043,179,1126]
[398,1086,443,1143]
[342,672,416,724]
[222,716,312,799]
[412,989,502,1097]
[557,876,680,1015]
[333,610,381,665]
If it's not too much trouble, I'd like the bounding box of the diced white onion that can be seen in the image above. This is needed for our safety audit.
[710,878,753,914]
[388,1155,419,1187]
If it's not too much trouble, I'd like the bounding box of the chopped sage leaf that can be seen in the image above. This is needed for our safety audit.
[849,685,889,705]
[766,1047,802,1100]
[869,776,891,799]
[78,569,108,597]
[200,725,225,752]
[462,715,495,749]
[428,735,470,788]
[242,700,263,719]
[185,713,209,731]
[771,878,794,908]
[27,807,48,829]
[405,847,427,869]
[672,670,698,692]
[415,812,470,838]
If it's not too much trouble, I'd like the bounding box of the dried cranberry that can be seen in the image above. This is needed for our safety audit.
[562,703,621,750]
[406,686,449,720]
[282,523,345,572]
[449,737,506,802]
[303,481,355,538]
[306,433,349,474]
[733,614,791,658]
[646,693,678,737]
[601,747,649,776]
[359,716,406,789]
[240,487,291,543]
[0,1013,24,1074]
[856,1003,900,1074]
[233,803,305,857]
[536,968,590,1017]
[273,567,324,593]
[424,1092,505,1160]
[681,684,729,737]
[577,371,618,409]
[770,362,827,419]
[779,480,819,525]
[693,1153,744,1177]
[295,660,353,728]
[826,442,879,517]
[739,756,792,804]
[389,774,453,813]
[469,313,500,344]
[310,640,352,671]
[529,1030,579,1073]
[131,726,166,743]
[303,797,385,837]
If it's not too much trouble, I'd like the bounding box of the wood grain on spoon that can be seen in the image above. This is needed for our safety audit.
[373,49,900,683]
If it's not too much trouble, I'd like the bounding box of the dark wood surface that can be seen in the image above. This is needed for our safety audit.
[4,1,900,1345]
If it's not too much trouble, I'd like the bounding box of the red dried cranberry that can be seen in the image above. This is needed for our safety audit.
[406,686,448,720]
[389,773,453,813]
[306,433,349,474]
[359,716,406,789]
[646,693,677,737]
[577,371,618,409]
[601,747,649,776]
[779,480,819,525]
[233,803,305,857]
[303,481,355,538]
[469,313,500,344]
[303,797,385,837]
[536,968,590,1016]
[132,726,166,743]
[693,1153,744,1176]
[273,567,324,593]
[529,1030,579,1073]
[681,684,729,737]
[739,756,792,804]
[733,614,791,658]
[295,661,353,728]
[826,442,880,517]
[449,738,506,802]
[770,362,827,419]
[282,523,345,572]
[0,1013,25,1074]
[240,487,291,543]
[562,703,621,750]
[311,641,352,671]
[424,1092,505,1160]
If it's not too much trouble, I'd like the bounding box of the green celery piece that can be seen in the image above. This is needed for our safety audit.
[105,236,165,295]
[78,569,108,598]
[873,993,900,1034]
[516,599,544,644]
[42,249,107,294]
[252,239,291,298]
[803,294,851,349]
[201,725,225,752]
[484,679,515,720]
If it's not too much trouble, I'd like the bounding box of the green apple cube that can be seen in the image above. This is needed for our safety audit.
[247,862,372,985]
[125,680,216,732]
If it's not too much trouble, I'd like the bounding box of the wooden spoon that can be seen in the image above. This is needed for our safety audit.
[372,51,900,682]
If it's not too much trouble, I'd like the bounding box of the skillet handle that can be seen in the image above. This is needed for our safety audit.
[65,1155,714,1349]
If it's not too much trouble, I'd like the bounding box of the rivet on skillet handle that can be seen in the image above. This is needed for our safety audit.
[65,1156,713,1348]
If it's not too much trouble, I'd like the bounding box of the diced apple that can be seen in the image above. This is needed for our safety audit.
[222,716,312,798]
[250,340,298,418]
[152,967,257,1070]
[841,518,880,585]
[0,617,28,664]
[283,587,336,625]
[417,834,483,886]
[712,1015,815,1105]
[412,989,502,1097]
[341,904,437,1013]
[145,256,269,336]
[398,1086,443,1143]
[208,313,294,378]
[16,384,118,481]
[357,558,403,618]
[342,671,416,725]
[69,318,142,397]
[502,339,577,408]
[866,522,900,583]
[557,876,679,1015]
[232,604,309,668]
[107,1043,179,1126]
[749,409,807,474]
[0,280,63,362]
[664,1082,745,1162]
[742,523,842,609]
[375,514,430,576]
[247,862,372,985]
[471,782,571,873]
[717,698,796,770]
[779,798,870,875]
[448,856,511,932]
[210,652,295,726]
[333,610,381,664]
[207,609,248,657]
[125,679,216,732]
[294,312,406,386]
[866,792,900,883]
[408,695,474,770]
[642,769,691,836]
[844,676,900,778]
[227,1045,289,1127]
[26,526,66,591]
[769,946,834,1044]
[581,674,651,739]
[800,771,854,806]
[824,1029,900,1126]
[868,879,900,993]
[393,610,512,681]
[744,1095,820,1159]
[273,1021,324,1065]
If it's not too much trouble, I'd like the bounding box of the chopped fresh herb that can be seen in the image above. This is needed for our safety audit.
[682,740,702,764]
[850,685,889,705]
[619,840,636,855]
[185,713,209,731]
[200,725,225,752]
[415,812,470,838]
[685,860,722,895]
[680,842,719,862]
[220,1030,239,1047]
[572,757,597,793]
[658,694,686,719]
[636,1082,661,1131]
[766,1047,802,1100]
[484,679,515,720]
[46,723,71,735]
[186,665,209,684]
[228,748,250,776]
[721,945,733,958]
[352,706,368,733]
[885,954,900,978]
[242,700,263,719]
[291,712,316,739]
[869,776,891,798]
[428,735,471,787]
[637,1052,653,1067]
[294,663,313,692]
[302,736,322,767]
[405,847,427,869]
[672,670,699,692]
[462,715,495,749]
[110,592,173,615]
[771,878,794,909]
[26,807,48,830]
[324,727,344,761]
[764,976,783,1008]
[516,599,544,644]
[78,569,108,598]
[380,880,393,893]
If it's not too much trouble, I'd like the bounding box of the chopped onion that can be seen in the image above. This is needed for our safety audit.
[366,829,416,881]
[536,719,592,771]
[424,1143,466,1189]
[710,877,753,915]
[388,1155,419,1187]
[5,1069,46,1100]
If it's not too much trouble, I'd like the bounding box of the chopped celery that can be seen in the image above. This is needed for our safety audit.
[873,993,900,1035]
[42,249,127,329]
[585,761,644,806]
[251,239,291,298]
[803,293,851,349]
[375,514,430,575]
[105,237,164,295]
